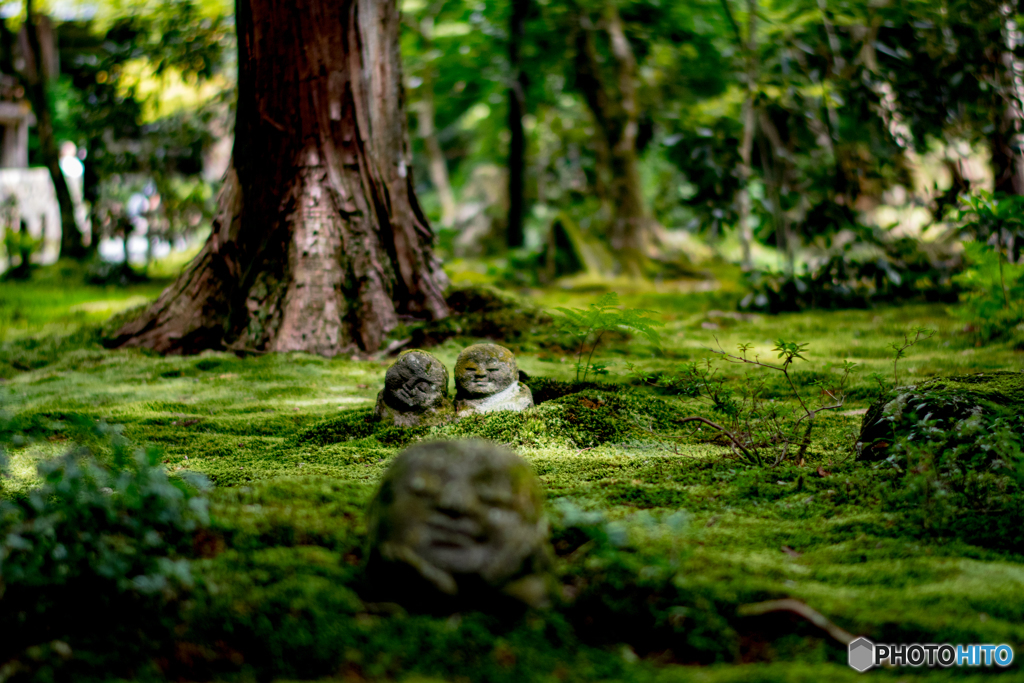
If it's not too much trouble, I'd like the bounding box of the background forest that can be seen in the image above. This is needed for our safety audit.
[1,0,1024,682]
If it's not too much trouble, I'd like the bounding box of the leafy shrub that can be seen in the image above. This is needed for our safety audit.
[739,236,961,313]
[951,242,1024,344]
[0,446,210,680]
[946,192,1024,345]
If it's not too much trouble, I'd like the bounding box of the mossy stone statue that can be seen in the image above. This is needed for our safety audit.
[374,350,454,427]
[366,439,554,611]
[454,343,533,416]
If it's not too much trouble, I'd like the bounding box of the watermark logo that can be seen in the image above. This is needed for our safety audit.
[848,638,1014,672]
[848,638,874,672]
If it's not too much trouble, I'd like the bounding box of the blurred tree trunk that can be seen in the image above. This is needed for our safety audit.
[409,12,457,228]
[994,3,1024,196]
[757,110,795,274]
[575,2,653,279]
[721,0,757,271]
[507,0,529,248]
[23,2,84,259]
[111,0,448,356]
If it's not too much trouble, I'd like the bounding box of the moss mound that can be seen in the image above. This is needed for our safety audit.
[858,371,1024,459]
[434,390,682,449]
[296,391,682,451]
[408,285,552,349]
[523,377,618,404]
[294,409,427,449]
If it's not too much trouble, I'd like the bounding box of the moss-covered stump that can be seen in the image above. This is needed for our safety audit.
[407,285,552,349]
[857,370,1024,461]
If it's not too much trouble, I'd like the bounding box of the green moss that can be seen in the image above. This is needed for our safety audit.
[860,370,1024,449]
[6,276,1024,681]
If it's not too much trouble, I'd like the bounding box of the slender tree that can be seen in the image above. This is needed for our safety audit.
[111,0,449,355]
[507,0,529,248]
[23,1,85,259]
[406,5,458,228]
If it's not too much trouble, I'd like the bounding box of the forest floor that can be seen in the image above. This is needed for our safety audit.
[1,262,1023,682]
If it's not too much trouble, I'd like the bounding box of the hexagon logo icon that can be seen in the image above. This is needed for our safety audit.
[848,637,875,672]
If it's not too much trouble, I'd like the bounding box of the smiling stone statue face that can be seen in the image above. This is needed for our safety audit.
[454,344,533,416]
[367,440,553,610]
[374,350,453,427]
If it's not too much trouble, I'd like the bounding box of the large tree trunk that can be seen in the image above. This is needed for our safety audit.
[111,0,448,356]
[23,2,84,259]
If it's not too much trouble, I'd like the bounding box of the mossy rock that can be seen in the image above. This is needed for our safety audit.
[858,371,1024,460]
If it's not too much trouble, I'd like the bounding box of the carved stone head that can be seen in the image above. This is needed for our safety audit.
[455,344,518,399]
[382,350,449,412]
[366,439,552,610]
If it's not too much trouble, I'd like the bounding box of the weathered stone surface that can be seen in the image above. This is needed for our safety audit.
[374,350,453,427]
[366,439,553,611]
[454,343,533,416]
[857,371,1024,460]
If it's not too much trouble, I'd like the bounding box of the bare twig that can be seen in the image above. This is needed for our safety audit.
[737,598,856,646]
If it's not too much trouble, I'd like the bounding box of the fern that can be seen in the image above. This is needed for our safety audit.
[554,292,663,382]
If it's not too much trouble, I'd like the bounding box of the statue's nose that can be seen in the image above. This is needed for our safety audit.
[436,480,476,514]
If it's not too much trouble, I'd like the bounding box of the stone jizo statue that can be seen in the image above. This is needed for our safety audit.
[366,439,553,611]
[374,350,453,427]
[454,343,533,416]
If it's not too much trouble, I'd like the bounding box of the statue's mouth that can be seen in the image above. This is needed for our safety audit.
[426,517,483,547]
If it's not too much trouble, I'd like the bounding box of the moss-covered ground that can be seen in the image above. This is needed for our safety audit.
[2,265,1023,681]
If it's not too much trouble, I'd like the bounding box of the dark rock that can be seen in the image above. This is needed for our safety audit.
[857,371,1024,461]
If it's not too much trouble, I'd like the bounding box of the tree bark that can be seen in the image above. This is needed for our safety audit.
[994,2,1024,196]
[574,2,653,278]
[23,2,84,259]
[111,0,448,356]
[507,0,529,248]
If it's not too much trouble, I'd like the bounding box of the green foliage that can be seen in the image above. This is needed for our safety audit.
[739,237,962,314]
[554,293,664,382]
[0,439,210,679]
[633,339,855,466]
[881,401,1024,552]
[952,242,1024,344]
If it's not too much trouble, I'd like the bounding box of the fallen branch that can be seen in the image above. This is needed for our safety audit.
[737,598,855,646]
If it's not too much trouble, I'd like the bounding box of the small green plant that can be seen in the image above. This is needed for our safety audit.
[554,292,664,382]
[632,339,856,466]
[865,325,934,393]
